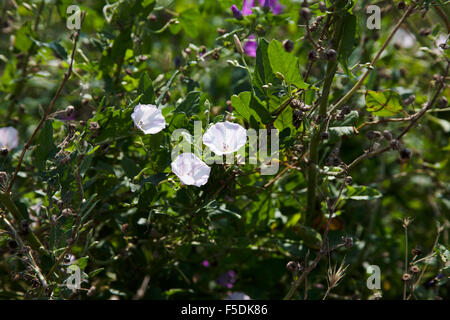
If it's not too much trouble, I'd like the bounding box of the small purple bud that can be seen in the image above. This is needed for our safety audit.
[230,5,243,20]
[202,260,210,267]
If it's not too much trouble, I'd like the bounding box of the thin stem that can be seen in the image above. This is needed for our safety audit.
[305,9,345,223]
[330,4,415,113]
[6,12,86,193]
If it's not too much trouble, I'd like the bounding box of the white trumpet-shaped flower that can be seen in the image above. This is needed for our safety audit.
[131,104,166,134]
[0,127,19,150]
[203,121,247,155]
[171,153,211,187]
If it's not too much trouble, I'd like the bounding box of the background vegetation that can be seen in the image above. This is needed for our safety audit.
[0,0,449,300]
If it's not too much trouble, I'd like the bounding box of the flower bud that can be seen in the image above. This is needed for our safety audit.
[299,7,312,21]
[283,39,294,52]
[399,148,412,160]
[402,273,412,281]
[325,49,337,61]
[320,131,329,140]
[65,105,75,117]
[319,1,327,12]
[308,50,319,61]
[233,35,244,55]
[437,97,447,108]
[230,5,243,20]
[410,265,420,274]
[382,130,393,141]
[344,176,353,184]
[62,208,73,217]
[390,139,401,150]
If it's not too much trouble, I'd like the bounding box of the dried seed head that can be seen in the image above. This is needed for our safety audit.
[397,1,406,10]
[410,265,420,274]
[325,49,337,61]
[382,130,393,141]
[342,236,353,249]
[437,97,448,109]
[299,7,312,21]
[286,261,297,273]
[121,223,129,233]
[403,95,415,106]
[341,106,351,115]
[366,130,382,140]
[320,131,329,140]
[65,105,75,117]
[319,1,327,12]
[20,220,30,235]
[212,51,220,60]
[290,99,302,109]
[8,240,18,250]
[308,50,319,61]
[62,208,73,217]
[283,39,294,52]
[390,139,401,150]
[402,273,412,281]
[399,148,412,160]
[411,246,422,256]
[293,109,304,129]
[217,28,226,35]
[89,121,99,131]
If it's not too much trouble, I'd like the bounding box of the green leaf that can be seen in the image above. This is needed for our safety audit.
[231,92,252,121]
[295,225,322,250]
[14,23,34,52]
[365,90,403,116]
[35,120,55,169]
[253,38,275,96]
[88,268,104,278]
[179,8,200,38]
[344,185,382,200]
[339,13,357,73]
[175,91,201,117]
[231,91,272,125]
[138,73,156,104]
[268,40,307,88]
[328,126,355,138]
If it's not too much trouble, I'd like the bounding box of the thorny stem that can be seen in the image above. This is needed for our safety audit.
[329,4,415,113]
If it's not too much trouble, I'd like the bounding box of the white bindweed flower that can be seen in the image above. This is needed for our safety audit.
[0,127,19,150]
[203,121,247,155]
[171,153,211,187]
[131,104,166,134]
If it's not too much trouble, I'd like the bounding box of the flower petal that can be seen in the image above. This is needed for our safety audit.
[131,104,166,134]
[171,153,211,187]
[203,121,247,155]
[0,127,19,150]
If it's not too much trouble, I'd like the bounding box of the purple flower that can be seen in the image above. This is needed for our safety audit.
[242,0,254,15]
[216,270,236,288]
[259,0,283,15]
[244,34,257,57]
[202,260,210,268]
[240,0,283,16]
[230,4,244,20]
